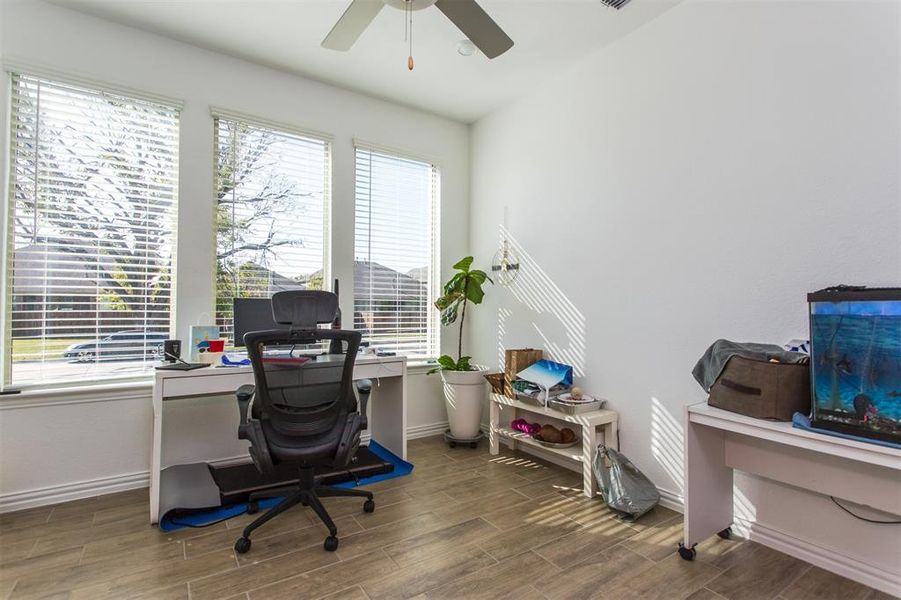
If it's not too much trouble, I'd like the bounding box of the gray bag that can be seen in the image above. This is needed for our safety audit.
[593,446,660,520]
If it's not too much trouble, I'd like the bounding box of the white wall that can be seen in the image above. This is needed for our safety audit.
[470,0,899,585]
[0,0,463,508]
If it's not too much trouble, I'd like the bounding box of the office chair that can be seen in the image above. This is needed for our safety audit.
[233,290,374,553]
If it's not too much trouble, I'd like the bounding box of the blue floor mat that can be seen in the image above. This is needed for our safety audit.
[160,441,413,532]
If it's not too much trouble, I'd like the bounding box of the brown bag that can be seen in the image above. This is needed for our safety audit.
[504,348,542,397]
[709,356,811,421]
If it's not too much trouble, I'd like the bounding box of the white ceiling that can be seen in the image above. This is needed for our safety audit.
[50,0,680,123]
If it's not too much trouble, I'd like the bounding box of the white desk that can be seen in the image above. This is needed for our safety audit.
[150,354,407,524]
[683,402,901,590]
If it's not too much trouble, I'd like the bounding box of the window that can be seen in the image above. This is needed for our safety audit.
[214,114,330,345]
[4,73,180,386]
[354,146,439,359]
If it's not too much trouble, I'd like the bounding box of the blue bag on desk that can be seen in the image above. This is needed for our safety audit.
[593,446,660,520]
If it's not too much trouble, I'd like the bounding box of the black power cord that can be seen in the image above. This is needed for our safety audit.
[831,496,901,524]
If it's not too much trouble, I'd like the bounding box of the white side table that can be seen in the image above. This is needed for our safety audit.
[489,393,618,497]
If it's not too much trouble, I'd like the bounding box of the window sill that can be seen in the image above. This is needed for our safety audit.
[0,378,153,410]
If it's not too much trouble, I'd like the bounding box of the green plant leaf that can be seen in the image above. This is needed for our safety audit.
[434,256,493,363]
[437,355,457,369]
[468,269,488,285]
[465,283,485,304]
[434,291,462,311]
[443,272,466,296]
[453,256,474,272]
[439,299,461,325]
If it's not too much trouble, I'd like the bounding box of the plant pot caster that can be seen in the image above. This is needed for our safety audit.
[444,429,484,449]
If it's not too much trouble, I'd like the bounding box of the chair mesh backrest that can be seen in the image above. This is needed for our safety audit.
[246,329,361,438]
[244,290,361,438]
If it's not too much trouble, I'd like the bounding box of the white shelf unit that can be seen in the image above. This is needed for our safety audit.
[489,393,618,497]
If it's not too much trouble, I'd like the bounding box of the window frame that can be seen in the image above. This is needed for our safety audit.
[210,109,333,347]
[352,142,441,361]
[1,69,181,390]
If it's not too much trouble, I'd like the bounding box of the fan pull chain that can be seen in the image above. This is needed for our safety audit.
[407,0,414,70]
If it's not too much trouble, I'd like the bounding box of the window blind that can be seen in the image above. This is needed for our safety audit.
[4,73,179,386]
[354,146,439,359]
[214,116,330,345]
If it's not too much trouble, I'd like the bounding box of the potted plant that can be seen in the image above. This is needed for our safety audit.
[430,256,492,439]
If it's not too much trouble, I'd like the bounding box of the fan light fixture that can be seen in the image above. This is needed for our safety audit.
[457,39,476,56]
[322,0,514,72]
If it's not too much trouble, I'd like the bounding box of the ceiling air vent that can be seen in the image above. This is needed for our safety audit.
[600,0,632,9]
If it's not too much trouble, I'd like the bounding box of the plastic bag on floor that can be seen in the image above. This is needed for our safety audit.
[593,446,660,520]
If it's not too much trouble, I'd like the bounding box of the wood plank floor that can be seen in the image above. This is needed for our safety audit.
[0,435,895,600]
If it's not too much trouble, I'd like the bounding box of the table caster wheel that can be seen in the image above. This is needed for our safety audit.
[678,543,696,561]
[363,499,375,513]
[234,537,252,554]
[246,501,259,515]
[324,536,339,552]
[717,527,732,540]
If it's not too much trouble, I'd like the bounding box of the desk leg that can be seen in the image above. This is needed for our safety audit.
[369,375,407,461]
[149,384,162,524]
[683,415,733,554]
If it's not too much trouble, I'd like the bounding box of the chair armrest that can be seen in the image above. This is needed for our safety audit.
[356,379,372,430]
[236,384,255,428]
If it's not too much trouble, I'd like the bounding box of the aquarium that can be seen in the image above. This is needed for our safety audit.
[808,287,901,445]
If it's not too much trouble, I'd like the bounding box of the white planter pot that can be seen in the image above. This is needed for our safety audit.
[440,367,488,439]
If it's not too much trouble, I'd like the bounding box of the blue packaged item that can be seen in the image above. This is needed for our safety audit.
[808,286,901,445]
[516,359,574,388]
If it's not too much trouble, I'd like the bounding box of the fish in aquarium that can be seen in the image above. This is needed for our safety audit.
[808,287,901,445]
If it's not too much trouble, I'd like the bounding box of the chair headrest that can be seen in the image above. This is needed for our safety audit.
[271,291,338,328]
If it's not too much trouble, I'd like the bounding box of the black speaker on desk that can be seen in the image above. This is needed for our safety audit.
[163,339,182,363]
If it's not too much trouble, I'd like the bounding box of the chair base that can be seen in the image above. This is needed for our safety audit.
[234,466,374,553]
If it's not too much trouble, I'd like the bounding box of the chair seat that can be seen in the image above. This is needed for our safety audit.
[261,417,344,464]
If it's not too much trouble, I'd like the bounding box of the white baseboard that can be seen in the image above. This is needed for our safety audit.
[656,487,684,514]
[654,490,899,596]
[0,471,149,513]
[0,423,451,514]
[406,421,449,440]
[735,517,900,596]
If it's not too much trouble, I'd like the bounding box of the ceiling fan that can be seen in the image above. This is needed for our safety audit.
[322,0,514,60]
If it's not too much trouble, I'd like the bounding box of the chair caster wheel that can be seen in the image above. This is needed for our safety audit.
[324,536,339,552]
[469,442,478,448]
[234,537,252,554]
[717,527,732,540]
[678,543,696,561]
[363,499,375,513]
[449,441,457,448]
[246,501,259,515]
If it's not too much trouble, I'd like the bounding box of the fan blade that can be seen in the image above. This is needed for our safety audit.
[322,0,385,51]
[434,0,513,59]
